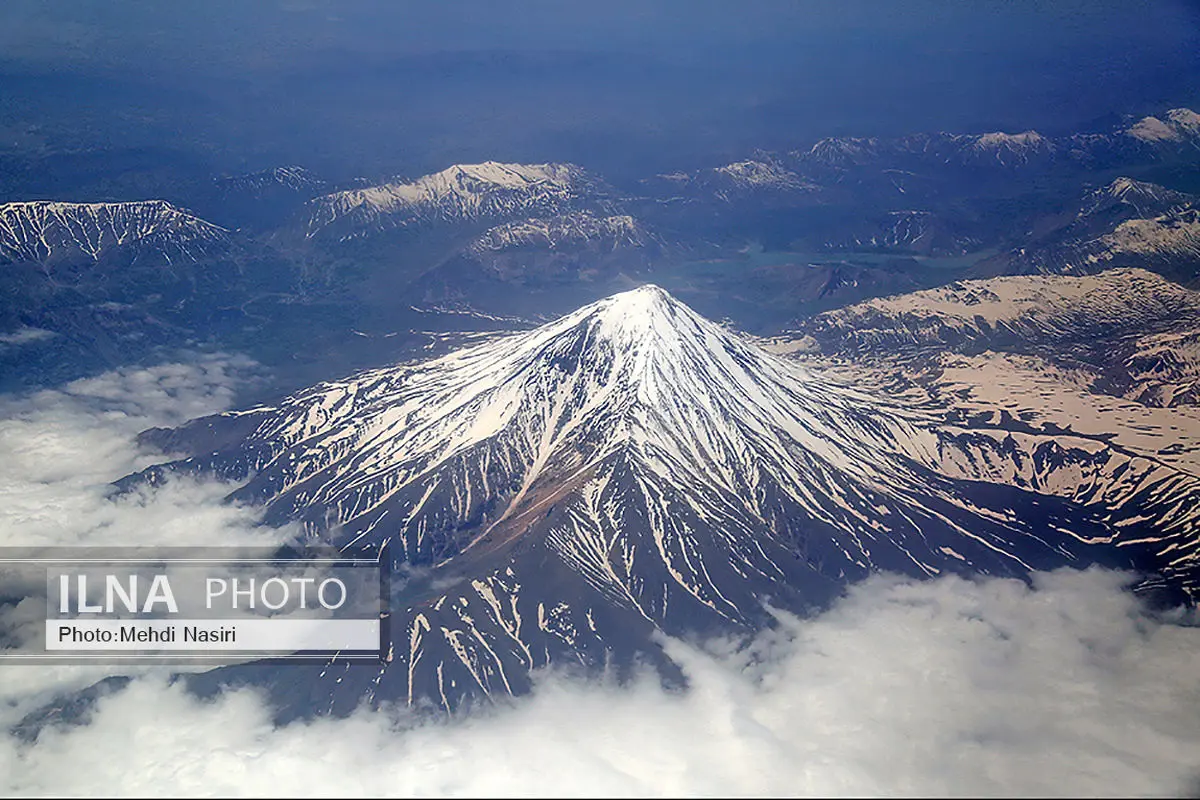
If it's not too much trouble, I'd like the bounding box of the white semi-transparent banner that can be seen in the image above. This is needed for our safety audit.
[0,547,389,663]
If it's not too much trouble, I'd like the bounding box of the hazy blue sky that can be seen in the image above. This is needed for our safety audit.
[2,1,1199,178]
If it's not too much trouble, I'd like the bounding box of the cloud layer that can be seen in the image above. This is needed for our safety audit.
[0,356,298,722]
[3,569,1199,797]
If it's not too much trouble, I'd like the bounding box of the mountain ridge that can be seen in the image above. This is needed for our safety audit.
[0,199,229,265]
[305,161,602,241]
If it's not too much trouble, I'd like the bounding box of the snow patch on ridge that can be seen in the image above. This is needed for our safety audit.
[306,161,594,239]
[0,200,229,264]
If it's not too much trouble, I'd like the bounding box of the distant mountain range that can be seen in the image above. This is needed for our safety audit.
[790,268,1200,408]
[3,105,1199,392]
[795,108,1200,172]
[974,178,1200,282]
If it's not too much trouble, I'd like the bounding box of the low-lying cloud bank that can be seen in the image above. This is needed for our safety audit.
[1,359,1198,796]
[3,569,1199,797]
[0,353,259,512]
[0,356,298,722]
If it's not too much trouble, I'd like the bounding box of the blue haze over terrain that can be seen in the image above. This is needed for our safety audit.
[2,0,1198,185]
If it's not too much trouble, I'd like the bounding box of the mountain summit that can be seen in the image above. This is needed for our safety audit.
[141,285,1198,714]
[305,161,597,240]
[0,200,228,265]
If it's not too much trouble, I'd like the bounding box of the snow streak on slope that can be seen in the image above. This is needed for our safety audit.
[797,130,1057,171]
[0,200,229,264]
[645,159,818,203]
[1123,328,1200,407]
[967,131,1054,165]
[711,160,815,191]
[869,352,1200,584]
[469,212,649,253]
[203,286,949,566]
[791,268,1200,407]
[1093,211,1200,267]
[801,137,882,168]
[1087,177,1193,217]
[971,179,1200,280]
[822,210,982,255]
[216,166,325,195]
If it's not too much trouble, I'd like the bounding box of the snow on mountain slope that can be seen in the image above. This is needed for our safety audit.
[711,160,815,191]
[925,352,1200,475]
[799,137,882,168]
[469,212,649,254]
[796,129,1055,171]
[645,159,817,203]
[788,269,1200,409]
[1008,206,1200,282]
[410,212,658,302]
[305,162,598,240]
[964,131,1055,166]
[1125,108,1200,145]
[1168,108,1200,138]
[802,349,1200,583]
[1087,177,1193,217]
[821,210,982,255]
[973,178,1200,281]
[1122,327,1200,407]
[139,285,1199,712]
[0,200,230,265]
[1091,210,1200,268]
[797,269,1199,354]
[203,166,330,230]
[215,166,325,196]
[786,110,1199,181]
[168,285,968,567]
[656,109,1200,211]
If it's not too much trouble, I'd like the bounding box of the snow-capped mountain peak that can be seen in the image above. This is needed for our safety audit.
[306,161,596,240]
[1107,175,1165,199]
[1125,108,1200,144]
[573,282,682,341]
[712,159,811,189]
[215,165,325,194]
[1166,107,1200,137]
[972,130,1047,149]
[799,136,882,168]
[1081,177,1193,217]
[0,199,229,264]
[153,285,929,574]
[963,130,1054,165]
[436,161,580,190]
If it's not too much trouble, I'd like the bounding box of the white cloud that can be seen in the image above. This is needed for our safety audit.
[2,568,1198,797]
[0,355,299,723]
[0,353,293,551]
[0,353,258,497]
[0,327,56,347]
